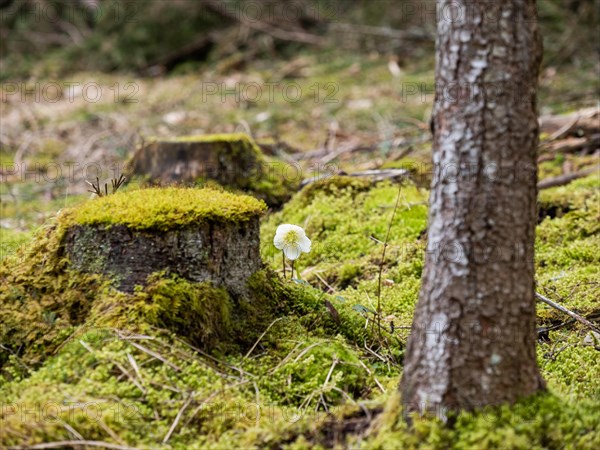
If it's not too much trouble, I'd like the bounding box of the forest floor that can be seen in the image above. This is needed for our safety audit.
[1,47,598,251]
[1,39,599,450]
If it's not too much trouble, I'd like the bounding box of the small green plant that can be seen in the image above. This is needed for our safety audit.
[86,174,127,197]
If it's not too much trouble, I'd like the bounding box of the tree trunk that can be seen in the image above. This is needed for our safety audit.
[64,219,262,296]
[401,0,545,419]
[129,134,263,188]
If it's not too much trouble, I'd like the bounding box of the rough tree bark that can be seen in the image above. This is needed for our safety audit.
[401,0,546,418]
[129,134,262,187]
[64,220,262,296]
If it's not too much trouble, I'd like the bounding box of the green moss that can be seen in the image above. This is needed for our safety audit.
[535,175,600,322]
[137,274,234,349]
[0,187,266,378]
[241,334,373,408]
[538,174,599,219]
[295,176,372,207]
[147,133,260,146]
[1,153,599,449]
[363,392,600,450]
[0,220,105,377]
[260,172,597,350]
[0,228,33,262]
[538,331,600,398]
[0,265,391,449]
[66,186,267,231]
[245,269,340,339]
[337,263,363,289]
[260,178,428,354]
[261,179,427,275]
[246,158,301,208]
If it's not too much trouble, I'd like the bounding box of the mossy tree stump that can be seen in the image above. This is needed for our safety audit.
[128,133,297,207]
[130,133,264,188]
[62,187,266,295]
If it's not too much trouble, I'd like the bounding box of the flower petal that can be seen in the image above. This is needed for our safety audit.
[283,244,302,260]
[274,224,293,249]
[274,235,285,250]
[298,235,311,253]
[276,224,294,235]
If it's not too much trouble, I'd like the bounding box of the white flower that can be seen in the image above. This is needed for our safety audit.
[274,224,311,260]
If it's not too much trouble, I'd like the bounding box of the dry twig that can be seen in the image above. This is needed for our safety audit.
[9,441,141,450]
[537,165,599,190]
[163,394,194,444]
[245,317,285,359]
[536,292,600,333]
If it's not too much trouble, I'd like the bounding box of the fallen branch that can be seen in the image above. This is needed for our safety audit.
[539,113,583,145]
[539,134,600,155]
[351,169,409,182]
[536,292,600,334]
[9,441,140,450]
[320,141,365,165]
[537,165,599,190]
[300,168,408,188]
[539,106,599,136]
[537,318,576,341]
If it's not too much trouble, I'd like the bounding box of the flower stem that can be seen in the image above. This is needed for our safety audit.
[291,260,295,280]
[377,184,402,340]
[282,251,286,279]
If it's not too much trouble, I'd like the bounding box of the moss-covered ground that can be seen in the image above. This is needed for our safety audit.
[1,1,598,446]
[1,172,598,449]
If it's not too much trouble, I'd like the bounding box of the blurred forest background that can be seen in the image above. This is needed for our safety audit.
[1,0,598,80]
